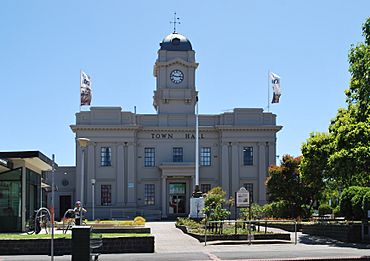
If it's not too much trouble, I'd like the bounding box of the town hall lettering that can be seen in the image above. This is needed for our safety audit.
[151,133,204,139]
[151,133,173,139]
[185,133,205,139]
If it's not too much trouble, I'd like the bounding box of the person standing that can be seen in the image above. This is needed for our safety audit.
[73,201,87,225]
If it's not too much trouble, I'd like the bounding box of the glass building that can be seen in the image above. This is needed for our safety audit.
[0,151,55,232]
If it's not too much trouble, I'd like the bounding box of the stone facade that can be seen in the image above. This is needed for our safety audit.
[68,32,282,220]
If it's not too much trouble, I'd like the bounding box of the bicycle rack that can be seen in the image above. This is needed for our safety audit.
[35,207,51,234]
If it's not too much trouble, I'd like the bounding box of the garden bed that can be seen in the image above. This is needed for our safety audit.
[0,234,154,255]
[176,224,291,242]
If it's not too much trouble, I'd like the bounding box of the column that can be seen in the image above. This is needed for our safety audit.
[231,143,239,195]
[21,166,26,231]
[86,143,95,205]
[116,144,125,206]
[221,143,230,197]
[76,145,82,204]
[258,143,267,204]
[269,141,277,166]
[127,142,136,207]
[161,177,167,218]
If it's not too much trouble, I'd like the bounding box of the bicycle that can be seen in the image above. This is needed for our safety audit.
[62,209,86,234]
[26,209,50,235]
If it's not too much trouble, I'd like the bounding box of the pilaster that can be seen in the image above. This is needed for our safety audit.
[221,143,229,197]
[116,144,125,206]
[161,177,167,218]
[231,143,239,195]
[86,143,95,205]
[258,143,267,204]
[127,142,136,207]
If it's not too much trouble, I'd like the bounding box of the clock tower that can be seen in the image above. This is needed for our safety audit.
[153,32,199,114]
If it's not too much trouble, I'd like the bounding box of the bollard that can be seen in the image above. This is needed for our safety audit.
[72,226,91,261]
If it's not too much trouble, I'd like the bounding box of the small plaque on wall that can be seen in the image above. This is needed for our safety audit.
[128,183,135,188]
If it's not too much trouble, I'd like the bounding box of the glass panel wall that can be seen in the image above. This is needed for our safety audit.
[26,168,41,221]
[0,168,22,231]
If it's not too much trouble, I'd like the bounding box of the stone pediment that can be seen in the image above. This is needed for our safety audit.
[159,162,195,177]
[153,58,198,77]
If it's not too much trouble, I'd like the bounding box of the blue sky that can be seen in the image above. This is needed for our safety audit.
[0,1,369,166]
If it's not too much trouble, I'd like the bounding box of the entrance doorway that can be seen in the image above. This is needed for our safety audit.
[59,195,71,220]
[168,183,186,215]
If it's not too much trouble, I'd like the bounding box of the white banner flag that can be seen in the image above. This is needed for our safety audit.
[80,71,92,106]
[270,72,281,103]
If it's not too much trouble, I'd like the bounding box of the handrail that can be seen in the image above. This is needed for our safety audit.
[204,219,298,246]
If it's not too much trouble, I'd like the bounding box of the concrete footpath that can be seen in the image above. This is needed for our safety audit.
[0,221,369,261]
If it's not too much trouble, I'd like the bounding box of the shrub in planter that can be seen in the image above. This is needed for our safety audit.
[340,186,370,220]
[176,217,201,228]
[362,191,370,216]
[265,200,291,218]
[351,188,368,219]
[333,205,341,217]
[318,203,332,216]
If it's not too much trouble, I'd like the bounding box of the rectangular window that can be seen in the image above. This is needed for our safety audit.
[173,147,183,162]
[144,184,155,205]
[243,147,253,166]
[201,184,211,194]
[144,147,155,167]
[101,184,112,206]
[100,147,112,167]
[243,183,254,203]
[200,147,211,166]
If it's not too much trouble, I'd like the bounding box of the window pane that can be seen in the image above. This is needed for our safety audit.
[200,184,211,193]
[101,184,112,206]
[144,184,155,205]
[243,183,254,203]
[173,147,183,162]
[243,147,253,165]
[144,148,155,167]
[100,147,112,167]
[200,147,211,166]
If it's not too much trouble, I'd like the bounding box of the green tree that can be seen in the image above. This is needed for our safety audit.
[340,186,370,220]
[266,155,303,218]
[203,187,230,221]
[300,132,332,213]
[328,18,370,186]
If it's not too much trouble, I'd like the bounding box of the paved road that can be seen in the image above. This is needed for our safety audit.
[1,222,369,261]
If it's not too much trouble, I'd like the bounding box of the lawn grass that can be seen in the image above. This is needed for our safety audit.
[0,233,151,240]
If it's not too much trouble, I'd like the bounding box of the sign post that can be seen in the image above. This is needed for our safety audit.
[235,187,251,239]
[236,187,250,208]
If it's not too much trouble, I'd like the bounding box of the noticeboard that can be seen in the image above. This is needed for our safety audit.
[236,187,250,208]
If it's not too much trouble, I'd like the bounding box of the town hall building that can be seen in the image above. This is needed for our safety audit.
[67,31,282,220]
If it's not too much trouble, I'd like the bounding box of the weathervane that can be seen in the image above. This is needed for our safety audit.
[170,12,180,33]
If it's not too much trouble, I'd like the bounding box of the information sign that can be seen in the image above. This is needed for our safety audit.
[236,187,250,208]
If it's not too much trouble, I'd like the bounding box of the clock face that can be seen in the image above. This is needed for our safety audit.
[170,69,184,84]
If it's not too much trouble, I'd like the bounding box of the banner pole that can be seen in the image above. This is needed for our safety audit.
[267,70,270,112]
[195,98,199,186]
[79,69,82,112]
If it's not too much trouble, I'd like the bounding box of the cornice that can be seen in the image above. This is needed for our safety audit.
[70,125,140,133]
[70,124,282,133]
[140,126,216,132]
[155,58,199,68]
[215,125,283,132]
[154,58,199,76]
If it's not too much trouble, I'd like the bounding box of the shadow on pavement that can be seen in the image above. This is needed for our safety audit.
[204,240,292,245]
[299,234,370,249]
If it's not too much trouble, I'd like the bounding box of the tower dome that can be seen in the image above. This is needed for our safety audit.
[160,32,193,51]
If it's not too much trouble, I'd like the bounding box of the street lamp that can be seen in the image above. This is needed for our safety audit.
[77,137,90,225]
[91,178,96,221]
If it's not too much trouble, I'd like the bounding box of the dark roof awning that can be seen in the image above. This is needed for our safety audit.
[0,151,57,172]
